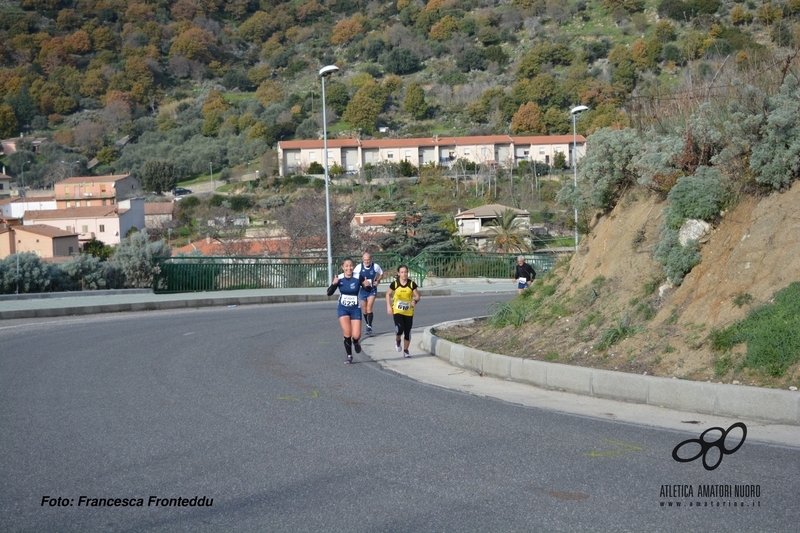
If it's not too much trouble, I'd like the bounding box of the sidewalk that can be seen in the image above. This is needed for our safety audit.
[3,281,798,442]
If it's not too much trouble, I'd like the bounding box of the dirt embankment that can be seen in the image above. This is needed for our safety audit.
[444,181,800,389]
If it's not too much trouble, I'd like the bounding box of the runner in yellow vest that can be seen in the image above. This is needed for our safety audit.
[385,264,421,358]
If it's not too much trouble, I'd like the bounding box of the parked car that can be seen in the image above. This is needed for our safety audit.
[171,187,192,196]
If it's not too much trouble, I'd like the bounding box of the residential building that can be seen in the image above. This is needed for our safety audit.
[0,136,50,156]
[0,224,79,258]
[455,204,530,250]
[278,134,587,177]
[23,198,145,246]
[144,202,175,230]
[350,212,396,238]
[53,174,142,209]
[0,170,11,198]
[1,196,57,219]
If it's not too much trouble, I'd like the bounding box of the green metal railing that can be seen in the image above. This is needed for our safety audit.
[152,251,556,293]
[410,251,555,281]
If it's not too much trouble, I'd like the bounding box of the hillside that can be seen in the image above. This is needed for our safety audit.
[440,180,800,390]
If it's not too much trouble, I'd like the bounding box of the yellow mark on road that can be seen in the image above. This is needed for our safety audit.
[587,438,643,457]
[277,390,319,401]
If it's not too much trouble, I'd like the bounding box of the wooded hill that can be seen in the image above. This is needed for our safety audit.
[0,0,796,186]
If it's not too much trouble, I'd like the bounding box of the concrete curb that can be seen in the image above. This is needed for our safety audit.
[423,318,800,426]
[0,288,153,301]
[0,287,463,320]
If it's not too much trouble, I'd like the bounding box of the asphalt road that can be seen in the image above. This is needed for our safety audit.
[1,295,798,532]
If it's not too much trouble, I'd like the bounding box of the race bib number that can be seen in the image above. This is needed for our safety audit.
[518,277,527,284]
[340,295,358,307]
[396,300,411,311]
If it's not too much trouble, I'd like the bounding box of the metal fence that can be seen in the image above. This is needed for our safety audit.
[152,251,557,293]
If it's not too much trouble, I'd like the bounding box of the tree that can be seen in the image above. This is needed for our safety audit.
[142,160,180,193]
[378,202,452,257]
[403,82,428,119]
[342,91,381,134]
[511,102,546,134]
[456,47,487,72]
[484,209,531,253]
[382,48,421,75]
[273,192,355,256]
[0,104,18,138]
[331,18,363,44]
[83,237,115,260]
[325,81,350,115]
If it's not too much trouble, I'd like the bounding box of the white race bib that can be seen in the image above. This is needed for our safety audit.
[340,295,358,307]
[518,277,527,284]
[396,300,411,311]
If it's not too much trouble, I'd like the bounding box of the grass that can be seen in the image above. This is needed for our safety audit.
[177,175,214,187]
[597,315,643,351]
[711,282,800,377]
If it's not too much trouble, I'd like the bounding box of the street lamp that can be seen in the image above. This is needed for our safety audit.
[570,105,589,252]
[21,160,31,189]
[61,159,80,178]
[209,162,214,191]
[320,64,339,284]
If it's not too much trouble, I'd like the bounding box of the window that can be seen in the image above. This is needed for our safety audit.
[86,200,91,206]
[85,185,90,193]
[75,201,81,207]
[387,151,394,159]
[68,247,74,255]
[464,148,470,155]
[81,225,88,234]
[405,150,411,159]
[99,225,105,233]
[100,184,106,192]
[309,152,316,160]
[66,226,72,233]
[66,201,71,207]
[65,189,70,197]
[523,150,529,156]
[539,147,545,155]
[481,148,488,156]
[327,150,334,158]
[0,183,4,190]
[102,199,107,206]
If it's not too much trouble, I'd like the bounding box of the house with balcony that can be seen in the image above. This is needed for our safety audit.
[0,224,79,259]
[454,204,531,250]
[277,134,586,177]
[54,174,141,209]
[23,198,145,246]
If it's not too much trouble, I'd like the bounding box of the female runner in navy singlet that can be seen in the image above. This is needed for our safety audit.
[326,257,369,364]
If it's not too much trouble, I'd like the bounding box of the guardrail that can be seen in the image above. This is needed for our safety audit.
[152,252,557,293]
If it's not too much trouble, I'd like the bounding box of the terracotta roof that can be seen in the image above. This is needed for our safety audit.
[280,134,587,151]
[455,204,530,219]
[145,202,174,215]
[279,139,361,149]
[58,174,131,184]
[0,197,17,207]
[511,135,587,144]
[17,224,77,238]
[25,206,119,219]
[351,212,396,226]
[173,237,295,256]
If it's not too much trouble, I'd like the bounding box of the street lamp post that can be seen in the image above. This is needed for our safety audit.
[209,162,214,191]
[320,64,339,285]
[570,105,589,252]
[21,160,31,189]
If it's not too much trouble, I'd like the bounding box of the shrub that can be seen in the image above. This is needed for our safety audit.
[653,228,702,284]
[664,167,725,229]
[0,253,58,294]
[111,231,171,288]
[307,161,325,174]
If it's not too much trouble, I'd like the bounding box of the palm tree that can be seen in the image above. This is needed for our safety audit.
[485,208,531,253]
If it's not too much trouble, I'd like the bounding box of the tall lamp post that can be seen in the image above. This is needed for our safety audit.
[570,105,589,252]
[319,64,339,285]
[209,162,214,191]
[21,160,31,189]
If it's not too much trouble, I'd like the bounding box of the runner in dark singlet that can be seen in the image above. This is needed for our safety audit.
[327,258,369,364]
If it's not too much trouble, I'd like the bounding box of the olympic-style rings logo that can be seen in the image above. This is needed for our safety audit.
[672,422,747,471]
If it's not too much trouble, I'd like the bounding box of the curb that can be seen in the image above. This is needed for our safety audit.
[0,287,464,320]
[423,318,800,426]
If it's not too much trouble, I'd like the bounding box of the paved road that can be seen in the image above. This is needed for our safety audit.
[1,295,798,532]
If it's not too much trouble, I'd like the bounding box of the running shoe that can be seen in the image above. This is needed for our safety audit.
[366,325,373,335]
[395,339,402,352]
[403,350,411,358]
[353,340,362,354]
[345,355,353,364]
